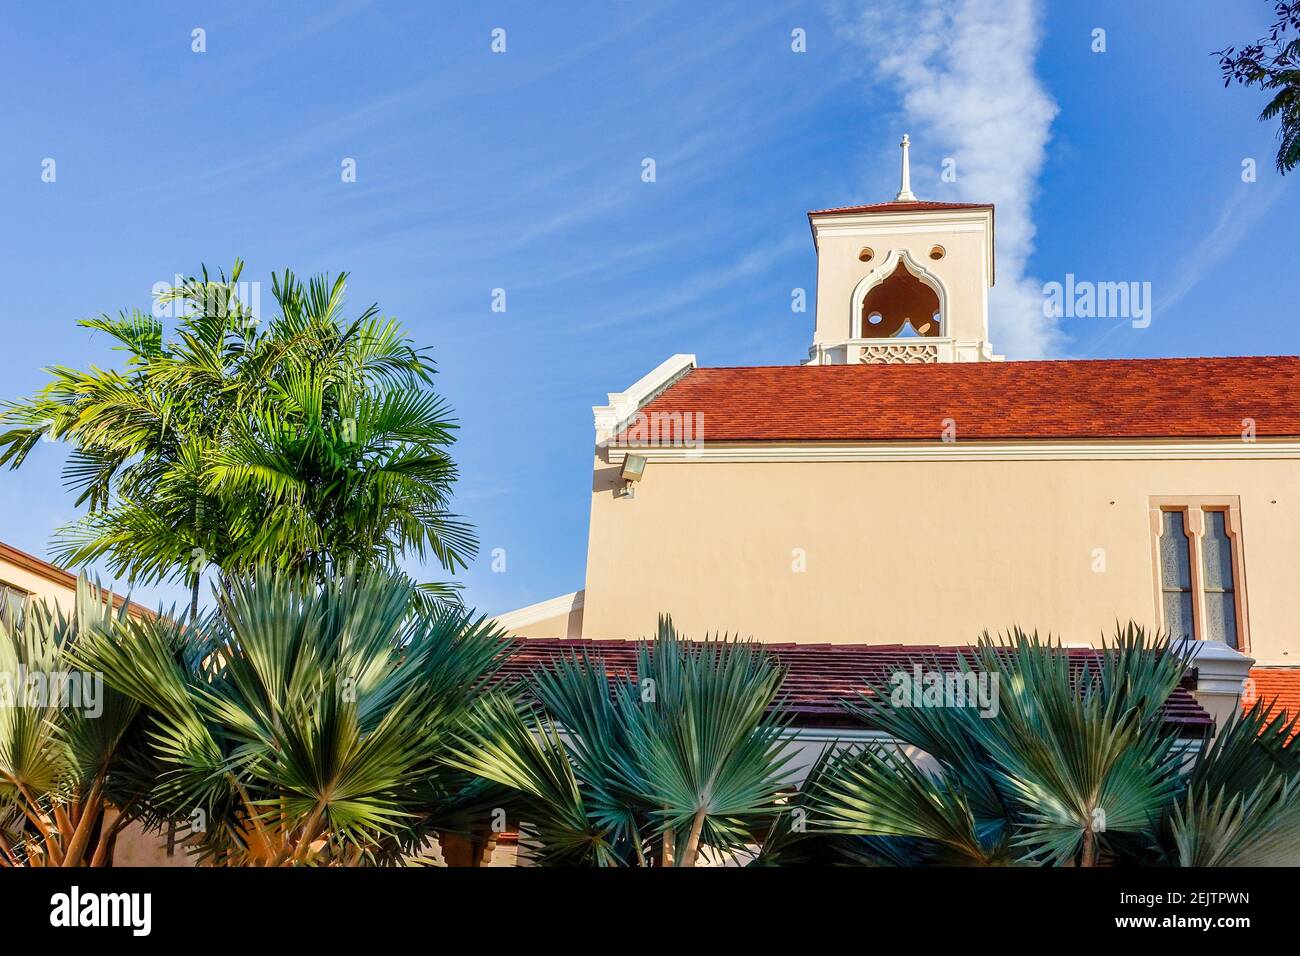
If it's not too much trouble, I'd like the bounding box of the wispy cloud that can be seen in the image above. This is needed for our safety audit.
[1154,180,1288,316]
[1078,178,1288,356]
[575,232,808,334]
[835,0,1060,358]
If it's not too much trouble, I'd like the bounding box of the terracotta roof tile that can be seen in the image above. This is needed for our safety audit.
[501,638,1212,733]
[615,357,1300,444]
[1244,667,1300,739]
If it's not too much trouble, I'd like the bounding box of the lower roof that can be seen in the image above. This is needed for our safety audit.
[617,356,1300,444]
[503,638,1213,735]
[1246,667,1300,741]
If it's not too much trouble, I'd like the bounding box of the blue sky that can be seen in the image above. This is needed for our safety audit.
[1,1,1296,616]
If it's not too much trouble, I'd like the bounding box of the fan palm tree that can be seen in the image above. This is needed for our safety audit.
[446,617,796,866]
[67,568,507,865]
[0,578,156,866]
[0,263,475,618]
[792,626,1300,866]
[1160,696,1300,865]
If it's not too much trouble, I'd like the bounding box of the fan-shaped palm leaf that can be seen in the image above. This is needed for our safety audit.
[69,568,506,865]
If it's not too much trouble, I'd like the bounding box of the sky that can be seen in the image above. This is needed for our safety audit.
[1,1,1296,617]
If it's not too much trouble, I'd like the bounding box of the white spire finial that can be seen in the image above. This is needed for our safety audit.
[895,133,917,202]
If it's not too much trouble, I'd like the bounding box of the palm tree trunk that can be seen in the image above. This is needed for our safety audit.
[53,803,75,849]
[680,809,707,868]
[276,803,327,867]
[90,818,121,867]
[231,778,275,864]
[165,568,201,859]
[61,777,104,867]
[1080,825,1097,867]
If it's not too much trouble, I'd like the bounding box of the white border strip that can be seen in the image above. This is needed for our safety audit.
[605,439,1300,464]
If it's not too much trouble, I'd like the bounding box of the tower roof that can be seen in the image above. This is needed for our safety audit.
[808,199,993,217]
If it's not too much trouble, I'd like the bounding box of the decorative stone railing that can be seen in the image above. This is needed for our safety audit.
[854,341,941,364]
[803,337,999,366]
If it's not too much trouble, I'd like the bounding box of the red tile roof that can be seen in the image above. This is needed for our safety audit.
[809,200,992,216]
[502,639,1213,734]
[615,357,1300,444]
[1244,668,1300,739]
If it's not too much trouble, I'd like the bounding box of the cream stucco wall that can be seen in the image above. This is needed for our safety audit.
[0,557,78,615]
[0,543,143,619]
[582,448,1300,662]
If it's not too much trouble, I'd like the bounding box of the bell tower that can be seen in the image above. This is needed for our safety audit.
[804,135,1001,365]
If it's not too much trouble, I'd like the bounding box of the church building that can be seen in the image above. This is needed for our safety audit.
[4,137,1298,866]
[495,137,1300,717]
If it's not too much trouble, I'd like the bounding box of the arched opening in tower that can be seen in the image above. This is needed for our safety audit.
[860,262,942,338]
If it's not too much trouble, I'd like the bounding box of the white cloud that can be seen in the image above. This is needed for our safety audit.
[837,0,1061,358]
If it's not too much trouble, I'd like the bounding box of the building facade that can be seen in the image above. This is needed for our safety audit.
[497,137,1300,720]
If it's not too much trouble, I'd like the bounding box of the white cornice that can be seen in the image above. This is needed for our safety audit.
[815,219,987,236]
[492,590,585,631]
[603,439,1300,464]
[592,353,696,441]
[809,208,992,230]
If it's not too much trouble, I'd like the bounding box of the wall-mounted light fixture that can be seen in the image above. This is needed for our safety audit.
[617,454,647,498]
[621,454,647,482]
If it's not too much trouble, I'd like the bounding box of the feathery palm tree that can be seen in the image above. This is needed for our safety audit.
[446,617,796,866]
[203,269,476,590]
[0,263,475,617]
[67,569,507,865]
